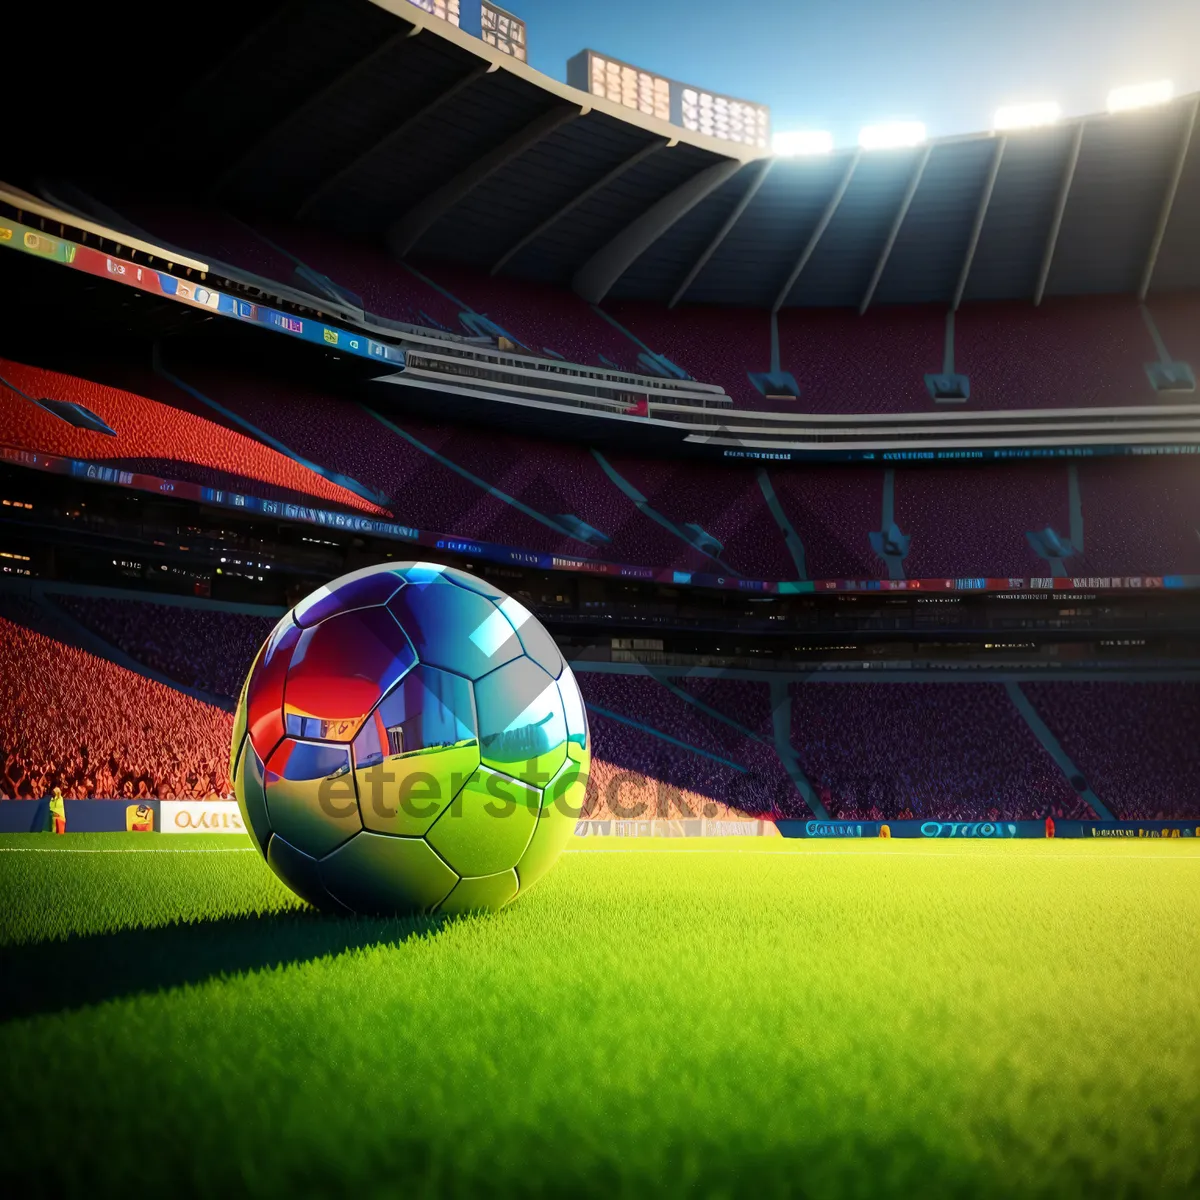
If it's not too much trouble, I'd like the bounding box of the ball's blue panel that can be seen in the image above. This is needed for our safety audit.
[321,832,458,915]
[264,739,361,857]
[475,657,567,786]
[233,735,272,859]
[426,766,540,877]
[496,595,563,680]
[394,561,454,588]
[285,606,416,742]
[352,665,479,836]
[388,576,521,680]
[557,664,590,764]
[267,833,348,912]
[293,565,406,628]
[442,568,507,601]
[436,869,519,914]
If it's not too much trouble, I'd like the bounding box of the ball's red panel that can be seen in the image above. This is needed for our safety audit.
[284,605,416,740]
[245,616,302,758]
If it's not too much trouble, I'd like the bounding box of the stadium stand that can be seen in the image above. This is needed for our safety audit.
[578,672,804,818]
[11,348,1200,582]
[54,596,275,704]
[1076,459,1200,576]
[413,261,643,370]
[264,225,466,331]
[953,297,1152,411]
[789,682,1093,821]
[0,357,380,514]
[0,614,235,800]
[118,204,300,288]
[895,464,1073,579]
[600,456,796,580]
[767,466,882,580]
[775,306,943,414]
[1021,682,1200,819]
[3,592,1197,818]
[603,302,768,408]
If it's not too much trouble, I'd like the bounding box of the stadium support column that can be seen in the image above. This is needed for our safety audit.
[1139,95,1198,302]
[952,135,1005,312]
[771,151,860,313]
[769,680,827,820]
[492,137,669,275]
[669,157,774,308]
[1034,121,1085,307]
[1004,683,1113,821]
[1138,304,1196,394]
[859,144,931,314]
[573,157,745,304]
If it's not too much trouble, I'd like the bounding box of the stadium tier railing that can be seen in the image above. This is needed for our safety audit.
[7,186,1200,457]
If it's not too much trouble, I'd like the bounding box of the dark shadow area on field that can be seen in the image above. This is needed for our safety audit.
[0,910,445,1023]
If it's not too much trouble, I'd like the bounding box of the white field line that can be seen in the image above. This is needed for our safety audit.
[0,846,1194,862]
[563,847,1200,861]
[0,846,256,854]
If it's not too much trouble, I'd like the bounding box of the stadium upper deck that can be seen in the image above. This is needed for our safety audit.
[12,0,1200,311]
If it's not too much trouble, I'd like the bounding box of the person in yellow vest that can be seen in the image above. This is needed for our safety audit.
[48,787,66,835]
[879,823,891,839]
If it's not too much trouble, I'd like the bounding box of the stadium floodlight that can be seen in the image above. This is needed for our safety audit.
[992,101,1061,131]
[1107,80,1174,113]
[858,122,926,150]
[772,130,834,157]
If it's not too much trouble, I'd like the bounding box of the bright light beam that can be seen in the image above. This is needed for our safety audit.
[858,122,926,150]
[772,130,834,157]
[993,101,1061,131]
[1108,80,1175,113]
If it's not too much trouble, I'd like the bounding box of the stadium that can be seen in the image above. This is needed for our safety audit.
[1,0,1198,1194]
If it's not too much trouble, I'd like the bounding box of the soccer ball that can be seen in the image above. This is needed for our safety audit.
[231,562,589,914]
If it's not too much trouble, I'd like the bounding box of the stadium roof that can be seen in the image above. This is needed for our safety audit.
[23,0,1200,309]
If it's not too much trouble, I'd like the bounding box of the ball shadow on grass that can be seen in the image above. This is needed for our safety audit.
[0,908,448,1022]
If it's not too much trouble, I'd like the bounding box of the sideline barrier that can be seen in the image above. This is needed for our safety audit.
[778,818,1200,838]
[575,819,779,837]
[0,799,161,833]
[159,800,246,834]
[1,804,1195,839]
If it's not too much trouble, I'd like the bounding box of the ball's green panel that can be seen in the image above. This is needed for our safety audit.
[425,766,540,877]
[263,739,361,857]
[436,869,519,914]
[558,664,589,764]
[267,833,346,912]
[320,832,458,915]
[475,657,567,786]
[234,735,272,858]
[353,665,479,836]
[516,753,588,893]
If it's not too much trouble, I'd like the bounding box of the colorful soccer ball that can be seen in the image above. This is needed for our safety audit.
[231,562,589,914]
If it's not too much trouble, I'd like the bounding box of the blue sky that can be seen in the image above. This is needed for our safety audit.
[509,0,1200,147]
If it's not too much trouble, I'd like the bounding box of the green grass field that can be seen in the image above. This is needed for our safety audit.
[1,834,1198,1198]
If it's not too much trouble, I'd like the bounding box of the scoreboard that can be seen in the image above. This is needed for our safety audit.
[567,49,769,149]
[481,2,527,62]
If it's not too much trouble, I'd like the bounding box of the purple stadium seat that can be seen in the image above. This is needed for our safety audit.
[790,682,1091,820]
[954,296,1150,410]
[1022,682,1200,819]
